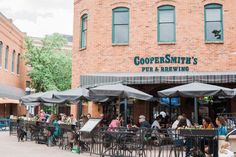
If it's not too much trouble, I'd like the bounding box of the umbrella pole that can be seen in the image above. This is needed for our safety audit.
[169,98,172,123]
[124,98,128,127]
[194,97,198,123]
[77,101,82,120]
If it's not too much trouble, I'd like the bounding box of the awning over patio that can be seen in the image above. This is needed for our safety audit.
[80,71,236,86]
[0,84,24,100]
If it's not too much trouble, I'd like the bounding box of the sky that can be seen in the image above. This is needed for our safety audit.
[0,0,73,37]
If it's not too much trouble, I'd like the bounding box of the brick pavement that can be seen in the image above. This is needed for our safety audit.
[0,131,98,157]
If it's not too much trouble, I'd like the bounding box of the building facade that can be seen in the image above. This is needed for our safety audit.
[0,12,27,117]
[72,0,236,121]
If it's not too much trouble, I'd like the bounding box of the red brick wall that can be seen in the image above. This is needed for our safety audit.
[72,0,236,116]
[0,13,27,90]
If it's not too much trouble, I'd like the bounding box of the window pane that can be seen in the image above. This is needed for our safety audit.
[206,22,222,40]
[114,25,129,43]
[12,51,15,72]
[114,12,129,24]
[83,18,87,30]
[17,54,20,74]
[0,43,2,67]
[81,31,86,48]
[5,46,8,69]
[206,9,221,21]
[159,23,174,42]
[159,10,174,23]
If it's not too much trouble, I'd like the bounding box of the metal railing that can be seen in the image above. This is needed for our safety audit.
[9,121,219,157]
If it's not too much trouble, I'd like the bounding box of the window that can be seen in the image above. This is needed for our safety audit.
[80,14,87,49]
[11,50,15,73]
[17,54,20,74]
[0,41,2,68]
[158,5,176,42]
[5,46,9,69]
[112,7,129,44]
[205,4,223,41]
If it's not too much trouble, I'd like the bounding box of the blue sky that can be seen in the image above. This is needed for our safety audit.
[0,0,73,37]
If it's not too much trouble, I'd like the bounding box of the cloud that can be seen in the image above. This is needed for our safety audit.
[0,0,73,37]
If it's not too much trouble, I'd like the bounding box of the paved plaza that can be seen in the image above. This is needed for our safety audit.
[0,132,97,157]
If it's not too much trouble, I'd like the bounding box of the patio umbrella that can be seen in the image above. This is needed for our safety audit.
[89,83,153,125]
[54,87,109,119]
[20,90,67,104]
[158,82,234,122]
[53,87,89,102]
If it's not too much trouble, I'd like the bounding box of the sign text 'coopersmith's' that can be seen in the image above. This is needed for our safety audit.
[134,54,198,72]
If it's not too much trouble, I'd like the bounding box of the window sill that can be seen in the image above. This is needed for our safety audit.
[4,69,8,72]
[205,41,224,44]
[112,43,129,46]
[79,47,86,51]
[158,42,176,45]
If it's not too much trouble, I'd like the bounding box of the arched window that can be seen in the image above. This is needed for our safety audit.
[158,5,176,42]
[0,41,2,68]
[80,14,88,48]
[112,7,129,44]
[17,53,20,74]
[204,4,223,41]
[5,46,9,70]
[11,50,15,73]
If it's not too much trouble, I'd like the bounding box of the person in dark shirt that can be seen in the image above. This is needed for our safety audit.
[139,115,151,128]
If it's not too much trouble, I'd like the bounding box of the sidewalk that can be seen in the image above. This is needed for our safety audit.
[0,131,98,157]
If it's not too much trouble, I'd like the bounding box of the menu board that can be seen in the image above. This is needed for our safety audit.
[79,118,102,132]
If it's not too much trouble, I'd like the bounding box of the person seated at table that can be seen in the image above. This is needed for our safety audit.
[216,116,228,136]
[139,115,151,128]
[182,113,192,127]
[127,118,138,130]
[67,114,77,125]
[172,115,184,129]
[151,115,161,129]
[202,117,214,129]
[39,110,46,122]
[108,115,121,131]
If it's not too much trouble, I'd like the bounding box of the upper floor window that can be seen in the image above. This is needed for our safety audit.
[80,14,87,49]
[205,4,223,41]
[158,5,176,42]
[11,50,15,73]
[5,46,9,70]
[0,41,2,68]
[17,53,20,74]
[112,7,129,44]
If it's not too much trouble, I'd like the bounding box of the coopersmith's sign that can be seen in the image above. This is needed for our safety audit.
[134,54,198,72]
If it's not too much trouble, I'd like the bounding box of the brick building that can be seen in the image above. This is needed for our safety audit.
[0,12,27,117]
[72,0,236,122]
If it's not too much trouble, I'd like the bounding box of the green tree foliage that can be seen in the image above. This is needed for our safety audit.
[24,33,72,92]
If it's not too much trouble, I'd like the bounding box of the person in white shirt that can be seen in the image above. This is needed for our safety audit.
[182,114,192,127]
[151,115,161,129]
[172,115,184,129]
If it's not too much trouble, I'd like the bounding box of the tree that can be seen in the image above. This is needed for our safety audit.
[24,33,72,92]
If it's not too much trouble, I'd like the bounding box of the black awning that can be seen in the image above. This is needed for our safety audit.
[80,71,236,86]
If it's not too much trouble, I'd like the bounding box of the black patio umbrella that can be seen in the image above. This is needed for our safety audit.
[158,82,234,122]
[20,90,68,104]
[54,87,109,119]
[89,83,153,125]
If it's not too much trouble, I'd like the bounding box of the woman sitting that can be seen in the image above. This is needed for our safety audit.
[108,115,121,132]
